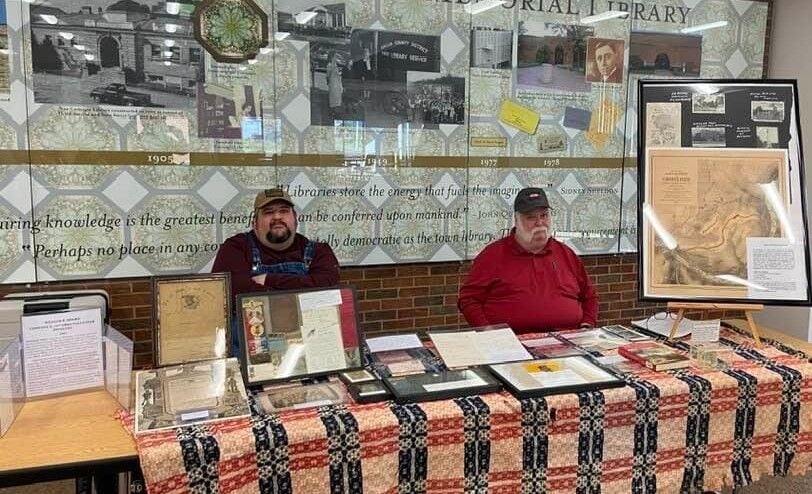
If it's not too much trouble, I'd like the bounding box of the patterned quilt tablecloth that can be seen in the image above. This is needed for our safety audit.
[122,328,812,493]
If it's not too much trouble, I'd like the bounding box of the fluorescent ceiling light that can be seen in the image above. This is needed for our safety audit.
[248,59,258,65]
[259,47,274,55]
[274,32,290,41]
[165,23,179,33]
[163,50,173,57]
[164,39,175,47]
[73,44,86,51]
[694,84,719,95]
[715,274,767,291]
[580,10,629,24]
[40,14,58,25]
[58,32,74,40]
[294,11,317,24]
[464,0,506,15]
[83,54,94,61]
[681,21,728,33]
[164,61,172,66]
[643,203,677,250]
[166,2,181,15]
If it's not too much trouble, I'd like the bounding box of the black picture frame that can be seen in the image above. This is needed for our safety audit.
[346,380,391,404]
[487,356,625,399]
[383,367,501,404]
[235,286,364,388]
[636,79,811,306]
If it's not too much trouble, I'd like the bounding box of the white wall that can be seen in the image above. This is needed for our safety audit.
[757,0,812,340]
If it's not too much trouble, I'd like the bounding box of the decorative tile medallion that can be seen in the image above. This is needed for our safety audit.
[194,0,269,63]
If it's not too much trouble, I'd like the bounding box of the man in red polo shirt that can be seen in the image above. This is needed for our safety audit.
[458,187,598,334]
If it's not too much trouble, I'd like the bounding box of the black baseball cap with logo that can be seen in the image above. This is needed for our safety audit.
[514,187,550,213]
[254,188,294,210]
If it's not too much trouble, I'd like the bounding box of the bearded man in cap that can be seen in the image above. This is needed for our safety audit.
[458,187,597,333]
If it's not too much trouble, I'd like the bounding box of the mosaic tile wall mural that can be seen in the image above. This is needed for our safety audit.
[0,0,770,282]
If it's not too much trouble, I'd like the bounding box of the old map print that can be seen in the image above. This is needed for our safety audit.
[645,148,788,299]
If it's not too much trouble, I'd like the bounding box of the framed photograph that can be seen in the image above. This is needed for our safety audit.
[488,356,624,399]
[368,347,440,378]
[236,287,362,387]
[134,358,250,434]
[256,379,348,413]
[601,325,651,342]
[347,380,391,404]
[383,367,501,404]
[638,80,811,305]
[153,273,231,367]
[340,369,376,384]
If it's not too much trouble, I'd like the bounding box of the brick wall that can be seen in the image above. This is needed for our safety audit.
[0,253,746,368]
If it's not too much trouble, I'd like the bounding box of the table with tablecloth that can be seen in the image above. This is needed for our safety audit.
[120,325,812,494]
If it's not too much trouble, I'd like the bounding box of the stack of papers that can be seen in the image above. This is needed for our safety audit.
[631,313,694,338]
[429,327,531,368]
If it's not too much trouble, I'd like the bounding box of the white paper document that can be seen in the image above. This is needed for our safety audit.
[297,289,343,311]
[532,369,588,387]
[22,308,104,398]
[691,319,720,343]
[429,327,531,368]
[300,306,346,373]
[746,238,807,300]
[423,375,486,392]
[366,333,423,353]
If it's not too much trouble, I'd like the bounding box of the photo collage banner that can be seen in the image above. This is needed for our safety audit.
[0,0,770,282]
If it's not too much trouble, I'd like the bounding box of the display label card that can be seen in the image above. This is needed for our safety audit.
[746,237,807,300]
[691,319,721,344]
[22,308,104,398]
[498,100,540,135]
[366,333,423,353]
[298,289,343,311]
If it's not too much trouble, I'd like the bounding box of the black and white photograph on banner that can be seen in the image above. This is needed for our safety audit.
[517,21,593,92]
[0,0,8,98]
[275,0,350,42]
[756,126,779,148]
[197,83,263,139]
[470,27,513,69]
[692,93,726,114]
[691,126,726,147]
[29,0,203,108]
[751,100,785,122]
[628,31,701,78]
[406,72,465,125]
[310,28,442,127]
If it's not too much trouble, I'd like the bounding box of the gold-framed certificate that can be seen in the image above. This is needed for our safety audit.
[153,273,231,367]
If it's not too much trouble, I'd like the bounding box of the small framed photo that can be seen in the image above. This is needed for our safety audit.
[347,380,391,404]
[153,273,231,367]
[601,325,651,342]
[383,367,501,404]
[340,369,376,384]
[256,379,349,413]
[236,287,362,387]
[488,356,624,399]
[134,358,250,434]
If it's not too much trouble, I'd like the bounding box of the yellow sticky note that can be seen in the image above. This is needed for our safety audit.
[499,100,540,135]
[523,361,562,373]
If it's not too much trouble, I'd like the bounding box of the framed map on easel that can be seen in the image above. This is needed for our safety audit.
[637,80,811,305]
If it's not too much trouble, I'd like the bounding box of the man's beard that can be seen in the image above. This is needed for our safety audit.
[266,224,292,244]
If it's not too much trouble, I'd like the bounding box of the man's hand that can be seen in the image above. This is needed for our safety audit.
[251,273,267,285]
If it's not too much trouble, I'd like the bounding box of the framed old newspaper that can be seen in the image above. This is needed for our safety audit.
[638,80,811,305]
[236,286,362,387]
[153,274,231,367]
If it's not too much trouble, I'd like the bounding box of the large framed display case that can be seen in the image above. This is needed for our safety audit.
[236,287,362,387]
[637,80,811,305]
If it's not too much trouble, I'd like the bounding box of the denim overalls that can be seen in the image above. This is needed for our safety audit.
[230,232,315,356]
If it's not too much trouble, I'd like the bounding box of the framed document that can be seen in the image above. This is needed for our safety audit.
[383,367,501,404]
[256,379,349,413]
[134,358,250,434]
[488,356,624,399]
[347,380,391,404]
[153,274,231,367]
[638,80,811,305]
[236,287,362,387]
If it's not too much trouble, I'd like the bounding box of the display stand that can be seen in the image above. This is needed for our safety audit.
[666,302,764,347]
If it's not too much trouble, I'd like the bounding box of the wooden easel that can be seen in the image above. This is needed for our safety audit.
[666,302,764,347]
